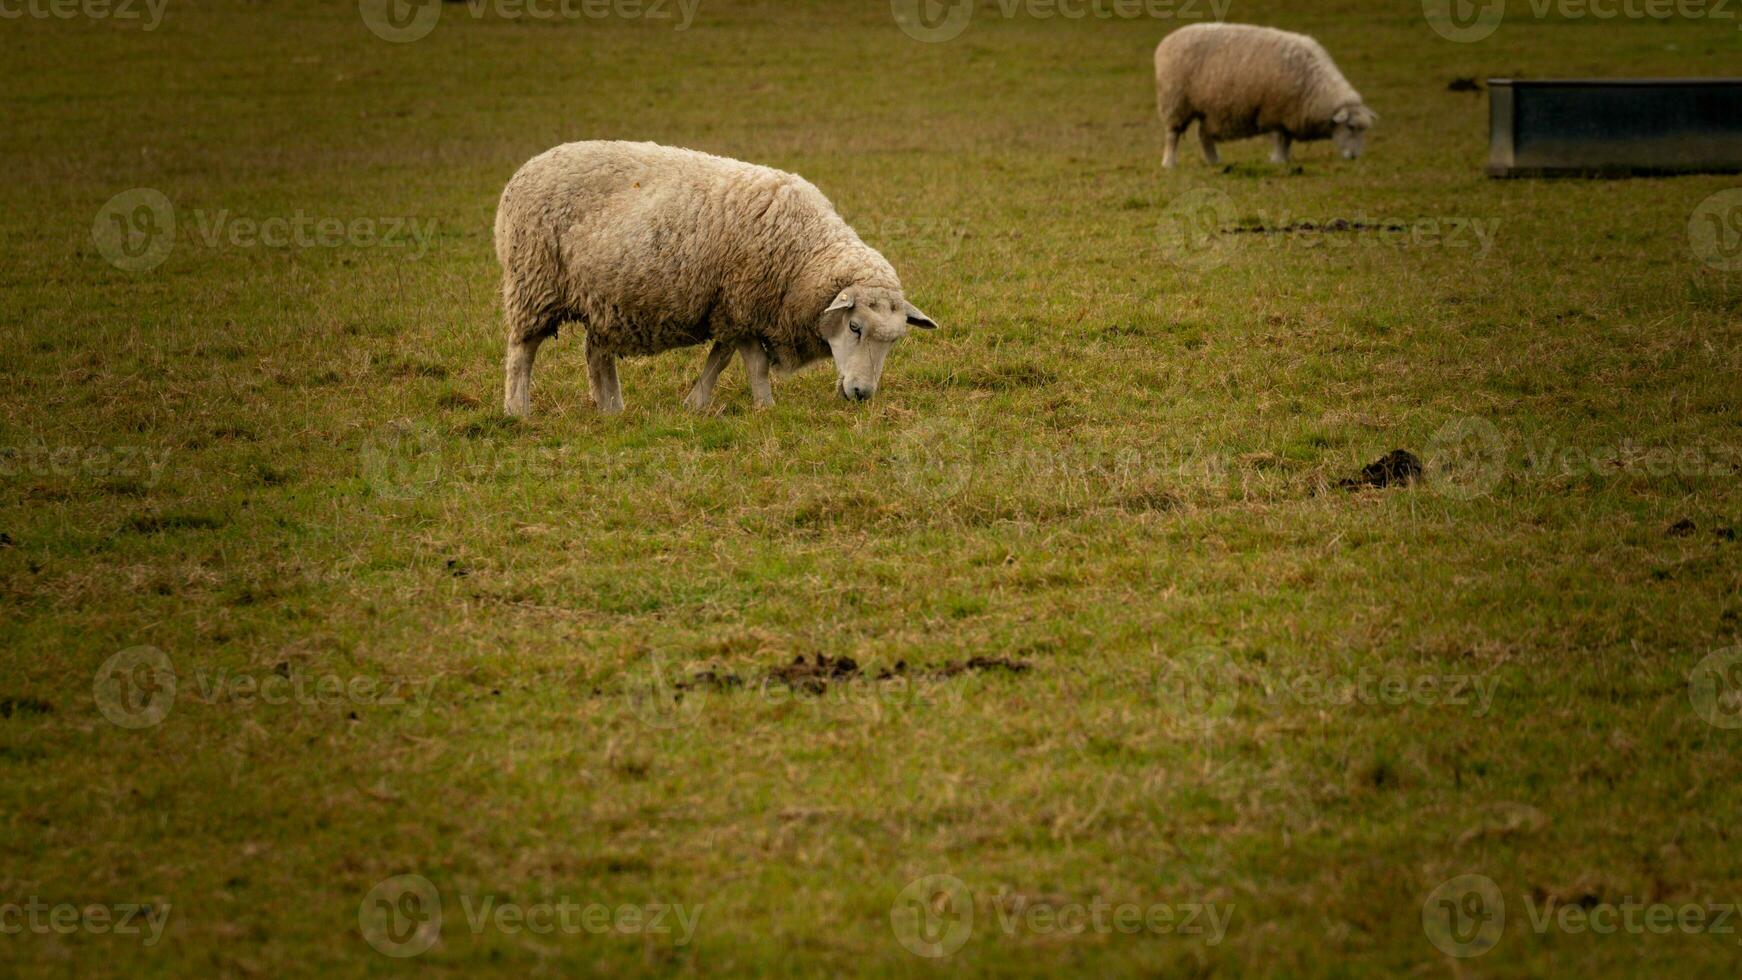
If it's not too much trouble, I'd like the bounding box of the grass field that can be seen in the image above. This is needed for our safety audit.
[4,0,1742,974]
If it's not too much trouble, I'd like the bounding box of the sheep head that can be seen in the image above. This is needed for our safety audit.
[1332,104,1377,160]
[820,287,936,403]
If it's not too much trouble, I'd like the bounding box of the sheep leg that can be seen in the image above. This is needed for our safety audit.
[1162,128,1181,169]
[683,341,734,412]
[585,336,623,414]
[737,338,774,409]
[503,334,545,417]
[1270,131,1292,165]
[1197,127,1220,166]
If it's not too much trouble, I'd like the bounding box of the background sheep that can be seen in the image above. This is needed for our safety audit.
[1154,23,1376,167]
[495,141,937,416]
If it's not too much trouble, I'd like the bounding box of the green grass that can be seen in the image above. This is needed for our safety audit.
[4,0,1742,975]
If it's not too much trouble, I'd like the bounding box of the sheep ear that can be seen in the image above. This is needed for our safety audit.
[824,291,855,314]
[1333,106,1351,124]
[904,302,937,330]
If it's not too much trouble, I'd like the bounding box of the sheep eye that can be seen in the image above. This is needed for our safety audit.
[849,322,862,337]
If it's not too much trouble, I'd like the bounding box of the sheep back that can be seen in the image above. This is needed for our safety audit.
[1154,23,1361,141]
[494,141,898,363]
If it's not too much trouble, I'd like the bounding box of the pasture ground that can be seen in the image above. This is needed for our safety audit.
[3,0,1742,974]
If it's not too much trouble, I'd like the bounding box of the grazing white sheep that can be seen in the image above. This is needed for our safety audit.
[495,141,937,416]
[1154,23,1376,167]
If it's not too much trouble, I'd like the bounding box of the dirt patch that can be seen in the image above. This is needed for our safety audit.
[1220,163,1304,178]
[384,358,449,380]
[1113,487,1180,513]
[680,654,887,697]
[1341,449,1423,490]
[437,390,482,410]
[681,667,745,692]
[125,511,228,534]
[101,479,151,498]
[1667,517,1697,537]
[0,697,54,719]
[458,415,519,439]
[1230,219,1408,235]
[672,653,1032,697]
[1448,77,1483,92]
[930,656,1031,678]
[225,584,280,607]
[765,654,866,694]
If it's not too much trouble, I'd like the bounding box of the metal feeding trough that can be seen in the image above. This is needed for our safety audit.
[1487,78,1742,177]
